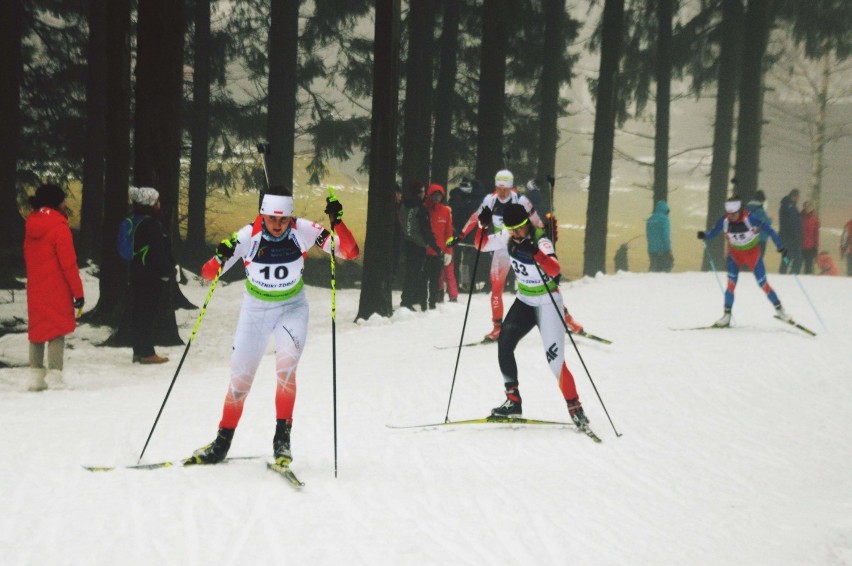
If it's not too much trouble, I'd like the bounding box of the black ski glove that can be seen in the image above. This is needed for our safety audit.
[216,235,236,262]
[697,231,706,240]
[779,247,788,258]
[73,297,85,309]
[325,197,343,225]
[478,206,493,227]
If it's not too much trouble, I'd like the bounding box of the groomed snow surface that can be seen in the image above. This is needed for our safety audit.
[1,269,850,565]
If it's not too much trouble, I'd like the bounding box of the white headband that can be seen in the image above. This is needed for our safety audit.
[725,200,742,214]
[260,194,294,216]
[495,169,514,188]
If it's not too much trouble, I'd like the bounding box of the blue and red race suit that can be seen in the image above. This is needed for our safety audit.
[704,211,785,310]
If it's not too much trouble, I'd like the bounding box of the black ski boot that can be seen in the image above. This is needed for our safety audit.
[491,388,522,418]
[273,419,293,465]
[189,428,234,464]
[567,398,589,428]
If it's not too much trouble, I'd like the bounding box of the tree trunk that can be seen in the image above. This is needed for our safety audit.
[266,0,299,189]
[356,0,401,320]
[119,0,186,346]
[185,0,212,262]
[809,52,829,218]
[583,0,624,276]
[703,0,743,271]
[535,0,566,216]
[732,0,774,203]
[401,0,437,186]
[91,0,131,322]
[79,0,107,264]
[430,0,461,188]
[0,0,25,286]
[474,0,510,185]
[653,0,673,207]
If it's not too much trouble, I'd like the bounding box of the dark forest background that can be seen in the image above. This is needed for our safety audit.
[1,0,849,335]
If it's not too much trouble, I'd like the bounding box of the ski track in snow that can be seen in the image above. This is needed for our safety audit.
[1,269,851,564]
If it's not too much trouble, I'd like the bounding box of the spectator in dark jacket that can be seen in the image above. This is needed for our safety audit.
[778,189,802,274]
[645,200,673,272]
[399,180,440,311]
[128,186,175,364]
[447,178,484,291]
[745,190,772,256]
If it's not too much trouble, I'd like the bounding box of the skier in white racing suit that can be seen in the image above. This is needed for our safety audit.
[189,187,359,466]
[451,169,544,342]
[476,202,590,429]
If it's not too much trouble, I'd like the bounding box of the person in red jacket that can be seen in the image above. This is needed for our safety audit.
[23,184,84,391]
[816,251,839,276]
[800,200,819,274]
[424,184,458,307]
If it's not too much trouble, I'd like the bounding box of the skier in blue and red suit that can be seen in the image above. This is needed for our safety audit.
[698,196,793,327]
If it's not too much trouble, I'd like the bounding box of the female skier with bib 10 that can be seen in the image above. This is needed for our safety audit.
[189,187,359,466]
[476,202,590,430]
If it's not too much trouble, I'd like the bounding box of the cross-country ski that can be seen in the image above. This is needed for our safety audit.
[266,461,305,488]
[773,314,817,336]
[83,455,261,472]
[386,415,575,429]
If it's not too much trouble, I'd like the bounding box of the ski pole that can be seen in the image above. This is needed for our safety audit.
[256,143,271,211]
[444,228,488,422]
[547,174,555,220]
[702,241,726,298]
[327,186,339,478]
[703,241,738,325]
[138,266,222,463]
[256,142,271,189]
[783,256,827,330]
[533,261,622,438]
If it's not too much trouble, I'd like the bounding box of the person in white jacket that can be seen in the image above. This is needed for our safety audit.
[450,170,543,342]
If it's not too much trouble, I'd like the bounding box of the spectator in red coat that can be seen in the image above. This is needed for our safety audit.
[800,200,819,274]
[816,251,839,276]
[424,184,458,307]
[23,184,84,391]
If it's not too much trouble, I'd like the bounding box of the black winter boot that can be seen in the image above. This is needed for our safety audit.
[190,428,234,464]
[273,419,293,465]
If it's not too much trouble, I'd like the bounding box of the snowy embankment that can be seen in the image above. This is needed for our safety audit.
[0,269,850,565]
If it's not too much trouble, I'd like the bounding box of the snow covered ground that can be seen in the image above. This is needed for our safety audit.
[1,268,850,565]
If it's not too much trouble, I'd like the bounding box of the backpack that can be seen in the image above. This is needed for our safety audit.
[116,214,147,261]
